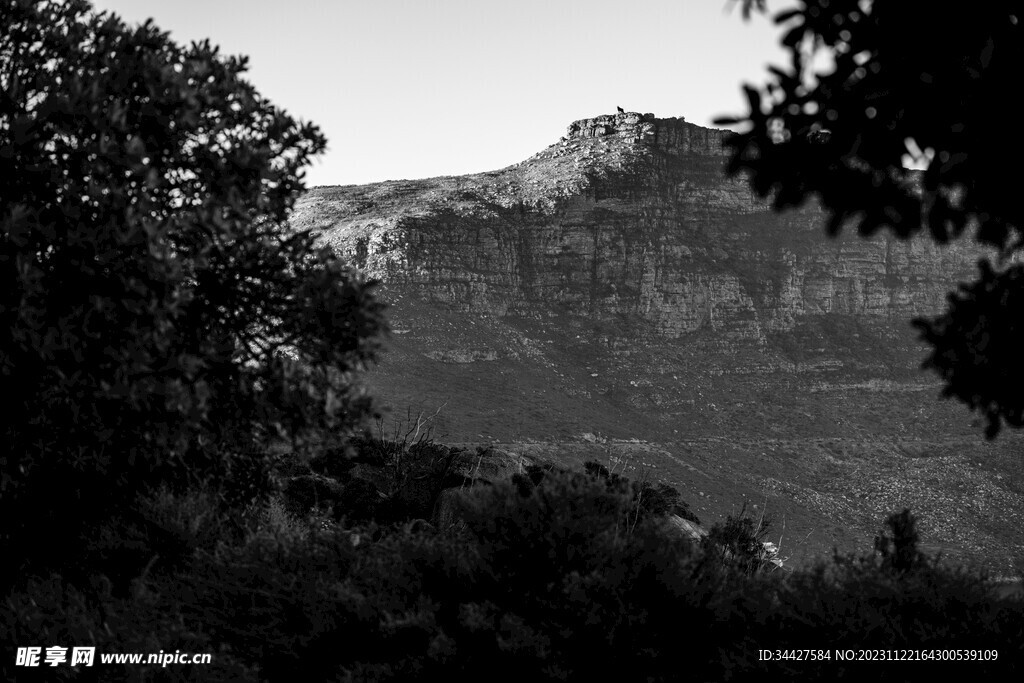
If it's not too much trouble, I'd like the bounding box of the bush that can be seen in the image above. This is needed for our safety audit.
[350,435,464,522]
[5,482,1022,681]
[701,502,778,576]
[0,0,385,580]
[515,459,700,527]
[299,433,466,524]
[873,508,930,576]
[164,467,723,681]
[442,469,731,680]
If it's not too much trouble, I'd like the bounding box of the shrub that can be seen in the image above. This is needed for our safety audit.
[6,486,1021,681]
[701,502,777,576]
[517,459,700,527]
[129,468,719,681]
[308,417,465,524]
[873,508,930,576]
[444,469,731,680]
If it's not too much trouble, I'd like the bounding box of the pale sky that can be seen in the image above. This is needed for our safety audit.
[90,0,791,188]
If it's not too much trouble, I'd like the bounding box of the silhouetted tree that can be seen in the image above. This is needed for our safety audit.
[720,1,1024,437]
[0,0,385,577]
[873,508,928,576]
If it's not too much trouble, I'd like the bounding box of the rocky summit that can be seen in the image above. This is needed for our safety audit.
[290,112,1024,573]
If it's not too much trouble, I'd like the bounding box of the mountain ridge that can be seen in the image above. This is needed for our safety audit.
[289,112,1024,573]
[296,113,980,343]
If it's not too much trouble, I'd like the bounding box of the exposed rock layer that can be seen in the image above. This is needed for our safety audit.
[295,113,980,352]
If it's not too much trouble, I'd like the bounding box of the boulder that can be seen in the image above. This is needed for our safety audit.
[668,514,708,543]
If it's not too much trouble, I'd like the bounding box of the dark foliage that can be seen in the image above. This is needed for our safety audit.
[518,459,700,525]
[872,508,929,576]
[719,1,1024,436]
[180,469,723,682]
[5,483,1021,682]
[0,0,385,581]
[915,261,1024,437]
[298,433,467,524]
[729,0,767,19]
[353,437,464,523]
[701,502,775,575]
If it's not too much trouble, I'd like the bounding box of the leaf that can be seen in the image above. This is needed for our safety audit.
[743,85,762,116]
[713,116,744,126]
[773,8,802,25]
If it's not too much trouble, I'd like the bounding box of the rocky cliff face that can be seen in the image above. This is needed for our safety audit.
[295,113,978,352]
[289,113,1024,574]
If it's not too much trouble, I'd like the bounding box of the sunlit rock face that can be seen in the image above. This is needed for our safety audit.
[293,112,978,359]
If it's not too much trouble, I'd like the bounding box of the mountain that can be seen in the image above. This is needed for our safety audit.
[290,112,1024,574]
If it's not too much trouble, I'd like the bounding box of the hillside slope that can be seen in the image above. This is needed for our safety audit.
[290,112,1024,573]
